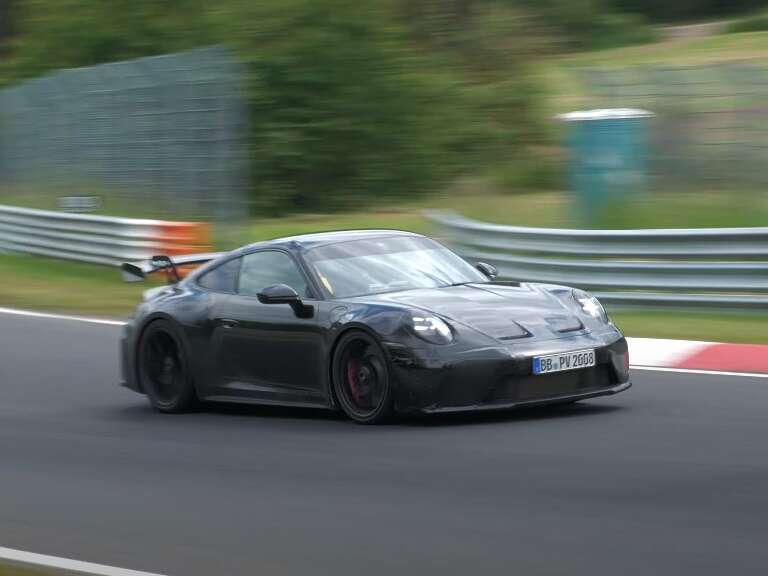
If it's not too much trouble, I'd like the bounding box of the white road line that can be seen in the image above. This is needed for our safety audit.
[0,306,126,326]
[632,366,768,379]
[0,545,167,576]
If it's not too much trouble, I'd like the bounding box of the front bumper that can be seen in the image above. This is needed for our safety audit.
[388,334,631,414]
[421,380,631,414]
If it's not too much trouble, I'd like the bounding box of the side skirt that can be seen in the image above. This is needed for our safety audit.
[201,394,335,411]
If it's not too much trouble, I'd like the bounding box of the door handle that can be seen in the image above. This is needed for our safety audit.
[220,318,240,328]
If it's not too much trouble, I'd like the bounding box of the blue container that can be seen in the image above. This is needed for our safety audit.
[559,108,653,225]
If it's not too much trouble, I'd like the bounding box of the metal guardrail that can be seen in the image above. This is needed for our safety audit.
[427,211,768,310]
[0,205,211,266]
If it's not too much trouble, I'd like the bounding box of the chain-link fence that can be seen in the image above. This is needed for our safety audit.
[0,46,248,226]
[578,65,768,191]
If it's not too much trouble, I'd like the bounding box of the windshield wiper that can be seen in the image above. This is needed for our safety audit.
[418,269,452,287]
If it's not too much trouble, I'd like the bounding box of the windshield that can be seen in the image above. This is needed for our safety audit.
[305,235,487,298]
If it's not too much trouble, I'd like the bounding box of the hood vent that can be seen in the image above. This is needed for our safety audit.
[497,330,530,341]
[545,315,584,333]
[480,319,530,340]
[451,310,530,340]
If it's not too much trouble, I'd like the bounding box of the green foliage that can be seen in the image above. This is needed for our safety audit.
[727,11,768,33]
[394,0,555,193]
[514,0,656,51]
[215,0,462,213]
[404,0,655,53]
[4,0,551,213]
[0,0,15,41]
[7,0,212,82]
[607,0,768,23]
[586,11,657,50]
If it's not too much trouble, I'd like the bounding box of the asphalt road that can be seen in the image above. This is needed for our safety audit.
[1,312,767,576]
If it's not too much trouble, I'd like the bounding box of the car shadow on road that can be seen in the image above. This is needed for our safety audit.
[97,397,341,424]
[204,401,343,422]
[103,396,624,427]
[403,402,625,428]
[200,399,625,428]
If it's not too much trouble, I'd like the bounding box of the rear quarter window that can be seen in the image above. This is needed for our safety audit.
[197,258,240,293]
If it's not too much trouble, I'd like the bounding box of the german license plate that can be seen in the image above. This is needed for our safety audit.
[533,349,595,375]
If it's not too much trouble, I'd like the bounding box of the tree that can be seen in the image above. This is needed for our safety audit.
[9,0,212,80]
[215,0,469,212]
[0,0,15,42]
[607,0,768,22]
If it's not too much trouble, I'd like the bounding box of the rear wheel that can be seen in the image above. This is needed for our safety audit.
[332,331,393,424]
[138,320,198,413]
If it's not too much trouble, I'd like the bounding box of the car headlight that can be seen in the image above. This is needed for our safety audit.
[409,312,454,345]
[572,290,609,324]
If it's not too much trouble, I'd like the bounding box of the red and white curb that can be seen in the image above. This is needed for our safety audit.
[0,307,766,377]
[627,337,768,376]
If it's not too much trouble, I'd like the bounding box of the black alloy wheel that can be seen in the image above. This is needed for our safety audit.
[332,331,394,424]
[138,320,198,413]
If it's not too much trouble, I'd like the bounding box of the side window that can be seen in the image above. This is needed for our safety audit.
[197,258,241,293]
[239,251,310,298]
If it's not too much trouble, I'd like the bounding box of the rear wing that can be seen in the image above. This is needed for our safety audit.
[121,252,224,283]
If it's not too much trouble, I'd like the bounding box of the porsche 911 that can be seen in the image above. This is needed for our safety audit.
[120,230,630,423]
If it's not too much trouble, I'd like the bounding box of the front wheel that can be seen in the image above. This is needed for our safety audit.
[332,331,394,424]
[137,320,198,413]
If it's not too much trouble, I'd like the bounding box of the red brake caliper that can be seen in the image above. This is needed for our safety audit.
[346,359,363,405]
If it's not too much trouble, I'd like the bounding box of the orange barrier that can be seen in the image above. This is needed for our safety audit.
[154,222,212,256]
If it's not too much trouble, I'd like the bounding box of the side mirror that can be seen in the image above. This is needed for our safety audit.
[475,262,498,280]
[257,283,300,304]
[121,263,146,283]
[257,284,314,318]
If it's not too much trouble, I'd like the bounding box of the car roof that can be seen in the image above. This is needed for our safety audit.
[238,229,424,253]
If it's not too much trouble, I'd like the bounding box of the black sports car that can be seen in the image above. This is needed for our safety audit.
[120,230,630,423]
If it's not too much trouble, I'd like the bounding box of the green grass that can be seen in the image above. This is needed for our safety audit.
[1,250,766,344]
[726,13,768,35]
[247,189,573,240]
[612,310,768,344]
[543,29,768,113]
[566,29,768,68]
[247,188,768,242]
[597,190,768,229]
[0,565,51,576]
[0,253,146,317]
[6,184,767,237]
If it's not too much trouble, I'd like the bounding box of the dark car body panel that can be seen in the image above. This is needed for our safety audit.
[120,230,631,414]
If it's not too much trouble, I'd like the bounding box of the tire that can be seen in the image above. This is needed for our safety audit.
[332,330,394,424]
[137,319,198,413]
